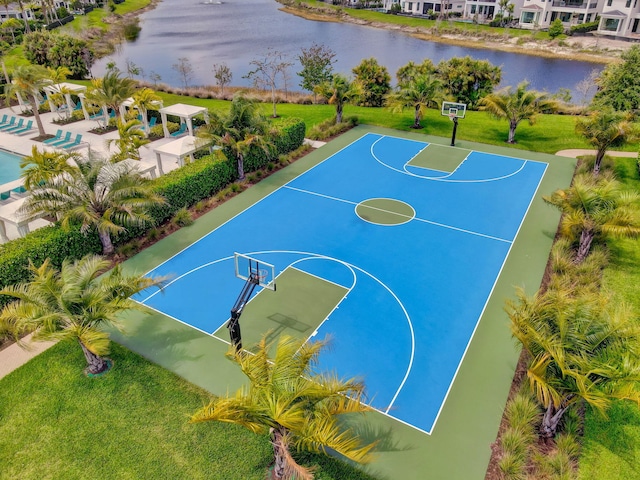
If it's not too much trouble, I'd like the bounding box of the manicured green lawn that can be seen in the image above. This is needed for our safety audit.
[578,157,640,480]
[0,340,377,480]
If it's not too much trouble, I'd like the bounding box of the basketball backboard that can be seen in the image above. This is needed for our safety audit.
[441,101,467,119]
[234,252,276,291]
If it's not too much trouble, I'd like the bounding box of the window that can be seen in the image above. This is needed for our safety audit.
[545,12,549,21]
[560,11,571,21]
[587,13,592,21]
[408,2,413,9]
[578,13,585,22]
[603,17,620,30]
[607,0,612,6]
[471,5,476,13]
[626,0,631,7]
[635,0,638,8]
[521,11,536,22]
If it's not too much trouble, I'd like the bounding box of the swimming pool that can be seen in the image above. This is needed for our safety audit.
[0,148,23,185]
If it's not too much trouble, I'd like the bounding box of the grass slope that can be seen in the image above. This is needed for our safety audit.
[0,341,377,480]
[578,158,640,480]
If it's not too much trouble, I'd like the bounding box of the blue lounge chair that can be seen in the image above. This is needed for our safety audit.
[89,108,105,120]
[58,134,83,150]
[43,129,63,144]
[11,120,34,135]
[0,117,17,131]
[0,114,8,126]
[148,116,157,128]
[170,123,187,137]
[46,131,72,147]
[2,118,25,133]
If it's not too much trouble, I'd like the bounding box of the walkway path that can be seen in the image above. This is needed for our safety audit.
[2,145,633,380]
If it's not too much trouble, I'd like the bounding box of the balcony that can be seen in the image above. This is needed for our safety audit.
[552,1,587,7]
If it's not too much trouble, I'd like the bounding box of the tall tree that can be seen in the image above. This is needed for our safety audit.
[20,156,165,255]
[395,59,437,85]
[543,172,640,263]
[594,45,640,111]
[575,107,639,175]
[297,43,336,101]
[4,64,52,137]
[245,49,292,118]
[172,57,194,88]
[191,335,376,480]
[479,81,558,143]
[198,95,273,180]
[212,62,232,96]
[352,57,391,107]
[132,87,161,135]
[436,56,501,109]
[15,0,31,33]
[85,70,138,124]
[385,73,442,129]
[314,74,361,124]
[507,287,640,438]
[0,255,164,375]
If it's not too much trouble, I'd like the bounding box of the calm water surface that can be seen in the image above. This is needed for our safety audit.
[93,0,602,101]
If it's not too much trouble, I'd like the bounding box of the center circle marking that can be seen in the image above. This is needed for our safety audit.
[355,198,416,226]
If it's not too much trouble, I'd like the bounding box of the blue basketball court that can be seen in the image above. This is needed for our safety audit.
[137,132,547,435]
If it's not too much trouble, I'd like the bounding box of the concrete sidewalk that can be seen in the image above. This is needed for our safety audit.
[0,334,56,380]
[555,149,637,158]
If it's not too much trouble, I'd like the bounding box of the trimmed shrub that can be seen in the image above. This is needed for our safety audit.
[0,225,102,306]
[569,21,599,35]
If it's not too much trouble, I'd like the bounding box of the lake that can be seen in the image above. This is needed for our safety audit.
[93,0,603,102]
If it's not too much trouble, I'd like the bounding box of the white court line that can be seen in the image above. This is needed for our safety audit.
[428,161,550,431]
[140,133,375,277]
[370,135,529,183]
[284,185,512,243]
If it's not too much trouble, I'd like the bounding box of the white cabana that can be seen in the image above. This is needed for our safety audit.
[159,103,209,138]
[43,83,90,120]
[153,135,215,176]
[120,97,164,134]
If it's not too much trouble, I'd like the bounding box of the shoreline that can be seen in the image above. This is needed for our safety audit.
[279,3,627,65]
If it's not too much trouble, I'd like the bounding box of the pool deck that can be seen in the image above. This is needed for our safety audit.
[0,106,186,242]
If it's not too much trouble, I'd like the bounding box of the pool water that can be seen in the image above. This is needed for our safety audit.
[0,149,23,185]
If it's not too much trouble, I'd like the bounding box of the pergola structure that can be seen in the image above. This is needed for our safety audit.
[152,135,217,176]
[159,103,209,138]
[43,83,90,120]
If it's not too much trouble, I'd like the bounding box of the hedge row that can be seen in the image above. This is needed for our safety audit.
[0,118,305,301]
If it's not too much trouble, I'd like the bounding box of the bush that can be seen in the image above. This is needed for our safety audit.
[171,207,194,227]
[548,18,565,38]
[307,116,358,140]
[569,20,599,35]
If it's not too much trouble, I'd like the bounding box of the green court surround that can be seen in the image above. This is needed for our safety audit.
[111,125,575,480]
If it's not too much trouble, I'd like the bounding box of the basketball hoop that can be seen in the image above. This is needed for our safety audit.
[448,113,457,122]
[250,268,269,285]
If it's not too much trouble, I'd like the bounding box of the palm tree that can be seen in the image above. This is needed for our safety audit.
[106,119,149,161]
[507,287,640,438]
[479,81,558,144]
[15,0,31,33]
[46,66,73,120]
[314,74,361,124]
[20,145,79,191]
[4,64,52,137]
[198,95,273,180]
[191,335,376,480]
[1,18,22,43]
[20,156,166,255]
[132,87,161,135]
[575,107,639,175]
[385,73,442,129]
[85,70,138,124]
[543,172,640,263]
[0,255,164,375]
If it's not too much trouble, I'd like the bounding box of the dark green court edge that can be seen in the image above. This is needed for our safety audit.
[110,125,575,480]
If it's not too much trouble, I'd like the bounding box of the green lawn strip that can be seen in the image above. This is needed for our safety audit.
[408,143,471,172]
[213,267,348,354]
[578,158,640,480]
[65,82,600,154]
[0,339,377,480]
[113,125,576,479]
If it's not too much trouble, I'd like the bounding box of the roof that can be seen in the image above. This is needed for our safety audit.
[521,4,543,10]
[43,82,87,94]
[600,9,626,17]
[159,103,207,118]
[153,135,210,159]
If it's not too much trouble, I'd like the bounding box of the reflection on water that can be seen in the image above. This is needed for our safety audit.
[93,0,602,101]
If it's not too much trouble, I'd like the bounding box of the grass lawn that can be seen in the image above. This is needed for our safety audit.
[578,157,640,480]
[0,340,377,480]
[69,84,592,155]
